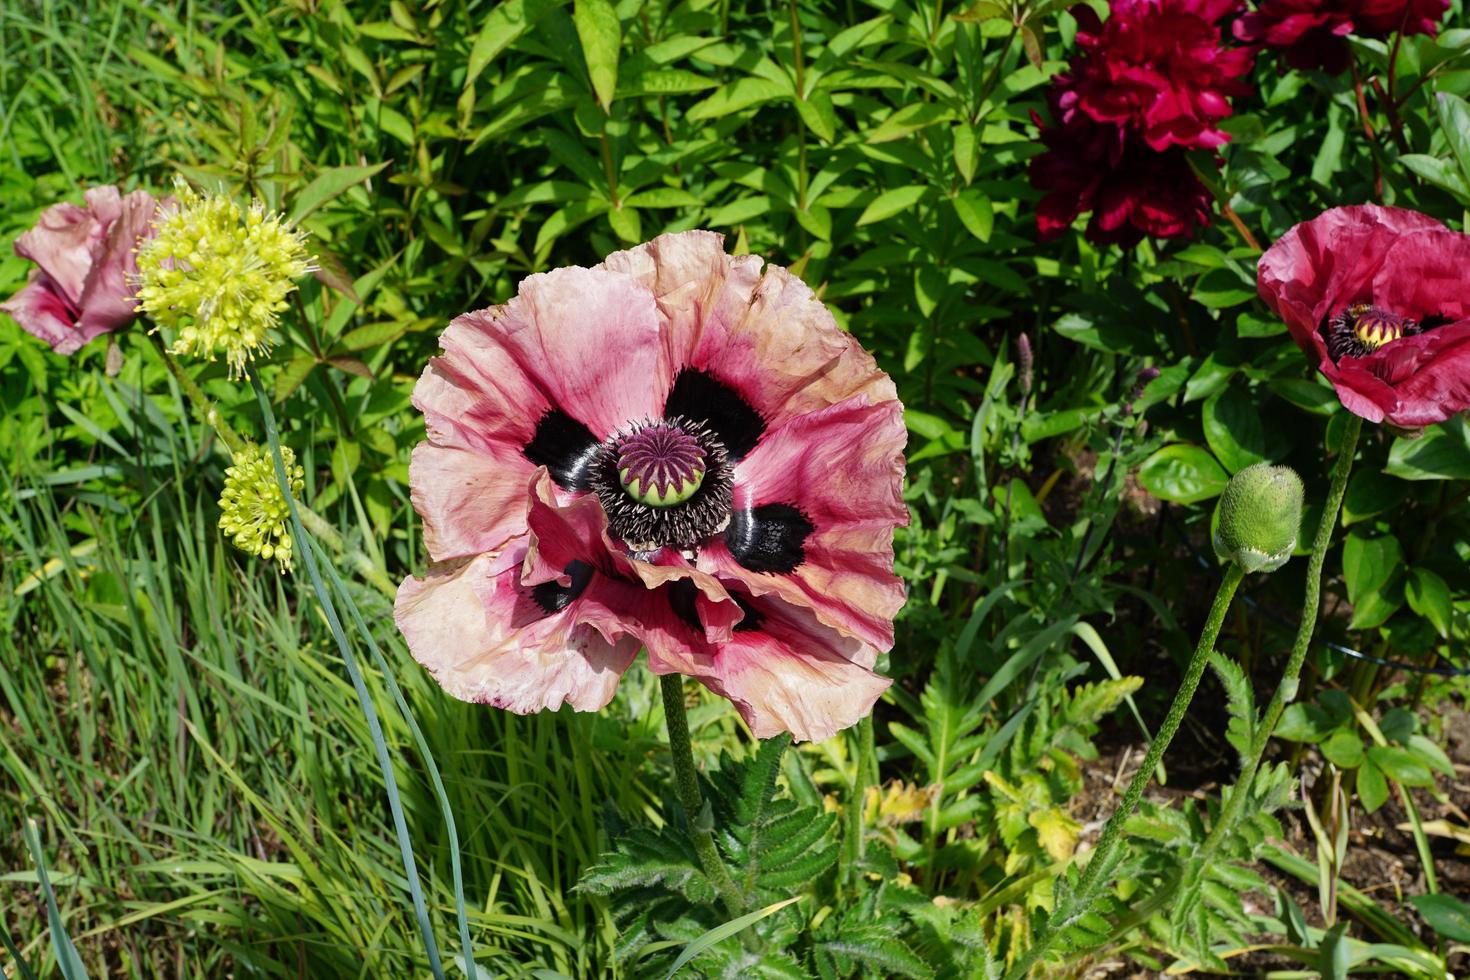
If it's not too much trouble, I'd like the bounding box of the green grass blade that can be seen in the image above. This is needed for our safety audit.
[249,371,446,980]
[661,896,802,979]
[22,818,88,980]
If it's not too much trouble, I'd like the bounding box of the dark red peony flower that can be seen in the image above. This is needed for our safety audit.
[1061,0,1255,152]
[1258,205,1470,428]
[396,232,907,742]
[1233,0,1355,73]
[1351,0,1450,37]
[1031,97,1214,246]
[1236,0,1449,73]
[1,187,164,354]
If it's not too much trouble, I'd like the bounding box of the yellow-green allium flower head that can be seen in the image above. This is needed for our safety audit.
[135,178,311,376]
[219,442,306,571]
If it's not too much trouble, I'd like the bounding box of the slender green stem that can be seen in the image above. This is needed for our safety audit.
[151,337,396,597]
[147,332,243,454]
[659,673,746,916]
[1003,562,1246,979]
[1195,413,1363,868]
[248,370,446,979]
[844,714,874,885]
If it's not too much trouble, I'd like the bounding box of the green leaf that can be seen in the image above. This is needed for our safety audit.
[1202,385,1269,473]
[1366,745,1434,787]
[1340,533,1405,629]
[1386,416,1470,480]
[574,0,620,109]
[951,191,993,242]
[1136,444,1229,504]
[686,77,789,121]
[465,0,561,89]
[1436,92,1470,191]
[288,162,390,224]
[662,897,802,980]
[1405,567,1452,638]
[1410,893,1470,943]
[1357,759,1389,812]
[1320,730,1364,769]
[794,91,838,142]
[857,185,931,226]
[866,102,951,144]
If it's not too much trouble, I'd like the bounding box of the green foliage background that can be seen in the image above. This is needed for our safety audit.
[2,0,1469,976]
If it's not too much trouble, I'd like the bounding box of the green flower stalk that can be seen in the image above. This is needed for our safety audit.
[1006,463,1304,978]
[135,178,311,376]
[218,442,305,571]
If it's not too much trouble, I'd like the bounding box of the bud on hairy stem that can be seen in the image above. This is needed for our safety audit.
[1213,463,1304,574]
[1016,332,1033,398]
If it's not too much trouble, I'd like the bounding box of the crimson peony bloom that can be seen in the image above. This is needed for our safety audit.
[1233,0,1355,73]
[1,186,164,354]
[1236,0,1449,73]
[1062,0,1255,152]
[1031,98,1214,246]
[396,232,907,742]
[1258,205,1470,428]
[1351,0,1450,37]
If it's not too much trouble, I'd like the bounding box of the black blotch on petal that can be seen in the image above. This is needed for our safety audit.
[664,368,765,459]
[668,579,703,633]
[531,560,594,614]
[726,503,814,574]
[732,595,765,633]
[525,410,599,491]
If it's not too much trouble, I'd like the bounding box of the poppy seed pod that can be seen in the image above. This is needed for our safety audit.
[1213,464,1305,573]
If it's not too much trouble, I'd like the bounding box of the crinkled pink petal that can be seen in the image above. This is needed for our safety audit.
[700,395,908,650]
[410,441,539,562]
[395,548,638,713]
[601,231,895,432]
[642,593,889,743]
[0,273,80,352]
[13,190,117,301]
[75,189,160,338]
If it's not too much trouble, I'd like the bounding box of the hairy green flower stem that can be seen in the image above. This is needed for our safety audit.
[1004,562,1247,980]
[844,714,875,888]
[659,674,748,918]
[1194,413,1363,869]
[149,334,396,597]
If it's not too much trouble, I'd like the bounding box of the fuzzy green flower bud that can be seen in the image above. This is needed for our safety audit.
[1213,463,1304,574]
[135,178,311,377]
[219,443,305,571]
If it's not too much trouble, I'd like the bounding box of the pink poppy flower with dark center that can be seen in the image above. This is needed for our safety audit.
[396,232,907,742]
[1063,0,1255,153]
[1031,97,1214,246]
[1,186,164,354]
[1258,205,1470,429]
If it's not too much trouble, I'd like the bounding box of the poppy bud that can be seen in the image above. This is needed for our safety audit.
[1213,463,1304,573]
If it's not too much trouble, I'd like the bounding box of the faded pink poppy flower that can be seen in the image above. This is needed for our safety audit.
[397,232,908,742]
[1,186,164,354]
[1258,204,1470,429]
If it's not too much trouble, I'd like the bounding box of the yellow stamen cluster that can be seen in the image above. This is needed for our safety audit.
[218,443,306,571]
[135,178,311,376]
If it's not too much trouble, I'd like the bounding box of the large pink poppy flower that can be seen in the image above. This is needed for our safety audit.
[1062,0,1255,153]
[1,186,164,354]
[1258,205,1470,428]
[396,232,907,742]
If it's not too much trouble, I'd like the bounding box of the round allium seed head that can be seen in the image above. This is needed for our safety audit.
[135,177,311,377]
[218,442,305,571]
[1213,463,1304,574]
